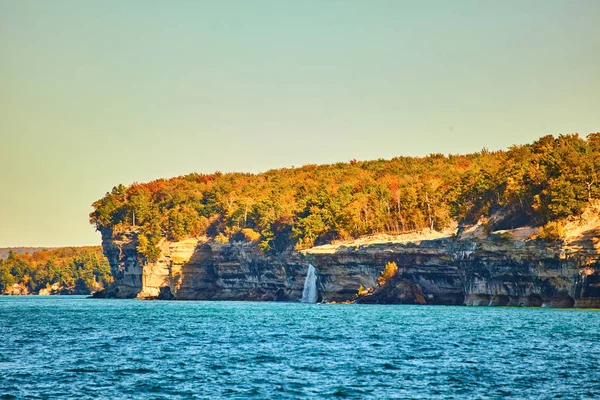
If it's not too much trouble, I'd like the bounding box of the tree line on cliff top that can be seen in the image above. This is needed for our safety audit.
[90,134,600,261]
[0,247,112,295]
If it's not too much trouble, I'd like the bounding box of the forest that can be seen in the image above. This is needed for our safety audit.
[0,247,112,295]
[90,134,600,261]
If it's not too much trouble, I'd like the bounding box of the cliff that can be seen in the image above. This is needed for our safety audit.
[99,218,600,307]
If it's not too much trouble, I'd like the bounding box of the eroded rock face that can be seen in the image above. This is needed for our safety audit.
[101,228,309,300]
[101,228,143,299]
[356,278,427,305]
[100,228,600,307]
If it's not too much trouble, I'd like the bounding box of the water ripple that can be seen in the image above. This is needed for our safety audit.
[1,297,600,399]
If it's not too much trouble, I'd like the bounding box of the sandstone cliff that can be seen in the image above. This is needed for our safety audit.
[99,219,600,308]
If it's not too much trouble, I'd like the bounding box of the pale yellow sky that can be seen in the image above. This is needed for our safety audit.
[1,0,599,246]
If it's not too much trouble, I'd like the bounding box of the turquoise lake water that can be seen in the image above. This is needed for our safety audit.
[1,297,599,399]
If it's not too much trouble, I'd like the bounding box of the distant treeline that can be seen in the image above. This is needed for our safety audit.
[0,247,56,260]
[0,247,112,294]
[90,133,600,260]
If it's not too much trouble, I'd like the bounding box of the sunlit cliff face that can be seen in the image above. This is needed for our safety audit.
[100,227,600,308]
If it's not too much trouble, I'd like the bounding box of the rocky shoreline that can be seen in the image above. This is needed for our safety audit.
[1,283,96,296]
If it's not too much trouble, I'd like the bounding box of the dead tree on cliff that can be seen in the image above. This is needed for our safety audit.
[425,192,434,232]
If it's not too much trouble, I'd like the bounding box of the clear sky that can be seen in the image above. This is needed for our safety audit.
[1,0,599,247]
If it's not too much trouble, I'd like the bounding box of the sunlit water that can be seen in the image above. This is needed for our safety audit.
[1,297,600,399]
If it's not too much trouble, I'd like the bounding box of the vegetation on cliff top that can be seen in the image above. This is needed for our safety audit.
[0,247,112,295]
[90,134,600,259]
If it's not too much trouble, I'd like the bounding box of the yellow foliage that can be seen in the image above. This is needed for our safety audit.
[539,220,565,242]
[22,274,32,286]
[215,233,229,244]
[241,228,261,242]
[294,237,314,250]
[136,233,149,254]
[337,228,352,241]
[357,284,368,296]
[377,261,399,286]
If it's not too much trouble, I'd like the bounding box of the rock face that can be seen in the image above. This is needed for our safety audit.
[100,228,600,308]
[355,278,427,305]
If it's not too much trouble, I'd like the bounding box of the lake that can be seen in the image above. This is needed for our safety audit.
[1,297,599,399]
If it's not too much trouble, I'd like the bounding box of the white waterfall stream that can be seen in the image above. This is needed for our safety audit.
[301,264,318,303]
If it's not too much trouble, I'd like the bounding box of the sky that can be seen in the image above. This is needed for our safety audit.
[1,0,599,247]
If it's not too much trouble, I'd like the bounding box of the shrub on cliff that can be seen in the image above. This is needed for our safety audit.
[377,262,399,286]
[357,285,369,296]
[230,228,261,243]
[215,233,229,244]
[489,231,514,244]
[242,228,261,242]
[538,221,566,242]
[136,233,162,263]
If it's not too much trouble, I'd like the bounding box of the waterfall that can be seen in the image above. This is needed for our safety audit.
[301,264,318,303]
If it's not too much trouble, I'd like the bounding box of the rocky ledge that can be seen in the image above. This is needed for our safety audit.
[99,222,600,308]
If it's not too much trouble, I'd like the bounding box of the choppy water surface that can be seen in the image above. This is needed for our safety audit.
[1,297,600,399]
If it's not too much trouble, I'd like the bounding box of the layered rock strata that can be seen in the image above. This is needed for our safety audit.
[100,228,600,308]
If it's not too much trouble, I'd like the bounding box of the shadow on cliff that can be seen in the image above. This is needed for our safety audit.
[570,227,600,250]
[102,229,144,299]
[170,241,310,301]
[170,243,219,300]
[317,237,465,305]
